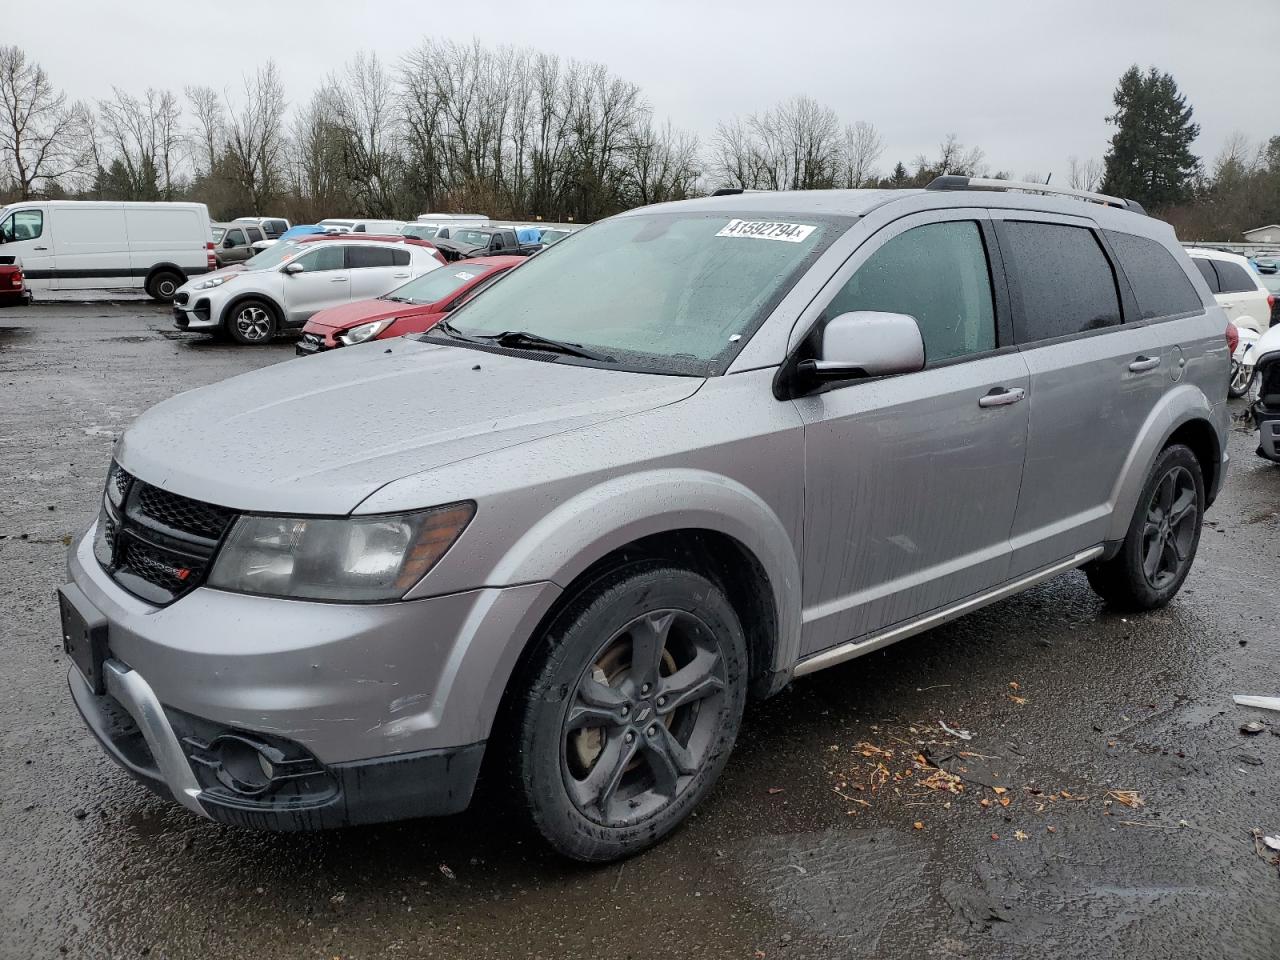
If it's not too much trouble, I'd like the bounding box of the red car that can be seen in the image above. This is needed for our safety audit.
[0,261,31,305]
[296,255,523,355]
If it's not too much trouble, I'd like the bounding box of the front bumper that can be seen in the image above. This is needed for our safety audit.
[69,662,484,829]
[172,296,217,331]
[64,524,560,825]
[1252,402,1280,462]
[295,331,333,356]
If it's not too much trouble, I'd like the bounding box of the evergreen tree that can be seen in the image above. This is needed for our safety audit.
[888,161,910,187]
[1101,65,1200,207]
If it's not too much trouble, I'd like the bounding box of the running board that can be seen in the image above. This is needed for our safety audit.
[792,547,1104,678]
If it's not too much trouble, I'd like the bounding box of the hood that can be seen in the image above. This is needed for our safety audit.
[304,297,433,333]
[116,339,703,514]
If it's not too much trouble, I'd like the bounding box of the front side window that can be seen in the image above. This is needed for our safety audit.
[1213,260,1259,295]
[1104,231,1202,320]
[1193,258,1220,293]
[1003,221,1121,343]
[433,212,841,376]
[1,209,43,242]
[826,220,996,364]
[295,246,344,272]
[225,228,246,246]
[453,229,493,247]
[346,246,395,269]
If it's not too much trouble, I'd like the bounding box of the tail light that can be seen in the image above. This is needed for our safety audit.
[1226,321,1239,355]
[1269,294,1276,310]
[206,241,217,271]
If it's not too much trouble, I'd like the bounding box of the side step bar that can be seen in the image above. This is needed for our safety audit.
[792,547,1104,678]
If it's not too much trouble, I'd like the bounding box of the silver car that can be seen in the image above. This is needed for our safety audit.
[62,178,1229,861]
[171,236,441,345]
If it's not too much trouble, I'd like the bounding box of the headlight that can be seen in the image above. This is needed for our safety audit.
[195,275,233,290]
[206,503,474,601]
[338,319,394,346]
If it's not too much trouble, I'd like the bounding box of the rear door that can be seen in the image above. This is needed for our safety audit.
[795,210,1031,655]
[995,214,1167,575]
[1210,258,1269,334]
[281,244,350,324]
[346,245,411,300]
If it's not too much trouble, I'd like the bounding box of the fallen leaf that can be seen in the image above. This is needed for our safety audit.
[979,798,991,808]
[999,797,1011,808]
[1106,790,1144,809]
[992,787,1008,795]
[1014,830,1029,841]
[438,863,456,880]
[1046,826,1057,833]
[1009,681,1021,691]
[1009,695,1028,705]
[990,833,1000,841]
[913,821,924,830]
[767,787,785,795]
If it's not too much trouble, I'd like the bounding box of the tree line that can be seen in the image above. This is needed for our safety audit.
[1,42,1277,239]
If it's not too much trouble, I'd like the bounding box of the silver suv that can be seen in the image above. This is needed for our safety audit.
[61,178,1229,861]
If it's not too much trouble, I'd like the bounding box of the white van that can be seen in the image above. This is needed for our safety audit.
[317,218,406,235]
[409,213,491,240]
[0,201,214,301]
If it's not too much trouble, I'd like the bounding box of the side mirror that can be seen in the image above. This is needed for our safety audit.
[284,262,305,275]
[800,311,925,381]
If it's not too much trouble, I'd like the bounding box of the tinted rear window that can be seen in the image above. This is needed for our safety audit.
[392,249,410,266]
[1214,260,1258,294]
[1004,222,1121,343]
[1104,231,1202,320]
[346,246,395,268]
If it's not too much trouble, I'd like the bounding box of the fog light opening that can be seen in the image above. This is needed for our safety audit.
[212,736,277,797]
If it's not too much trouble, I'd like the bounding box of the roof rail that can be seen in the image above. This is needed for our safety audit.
[711,187,745,197]
[926,175,1146,215]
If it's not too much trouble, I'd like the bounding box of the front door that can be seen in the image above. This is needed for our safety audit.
[0,207,55,290]
[281,245,350,325]
[795,211,1030,656]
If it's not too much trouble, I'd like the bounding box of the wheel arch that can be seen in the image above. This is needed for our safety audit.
[217,291,283,331]
[1106,385,1223,543]
[144,263,186,295]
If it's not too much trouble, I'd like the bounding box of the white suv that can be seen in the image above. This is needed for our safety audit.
[1187,247,1272,396]
[172,237,442,345]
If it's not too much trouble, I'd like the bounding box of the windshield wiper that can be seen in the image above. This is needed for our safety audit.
[381,295,413,303]
[432,319,488,344]
[489,330,615,362]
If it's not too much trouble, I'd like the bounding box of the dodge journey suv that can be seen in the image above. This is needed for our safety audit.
[62,178,1229,861]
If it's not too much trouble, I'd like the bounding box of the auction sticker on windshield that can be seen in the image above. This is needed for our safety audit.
[715,219,816,243]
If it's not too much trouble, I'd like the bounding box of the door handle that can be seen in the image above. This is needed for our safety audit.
[392,273,409,278]
[978,387,1025,408]
[33,246,48,251]
[1128,356,1161,372]
[329,277,348,282]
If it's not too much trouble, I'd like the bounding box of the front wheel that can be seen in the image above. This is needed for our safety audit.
[146,270,183,303]
[1085,443,1204,611]
[510,564,748,862]
[225,299,278,345]
[1229,360,1256,399]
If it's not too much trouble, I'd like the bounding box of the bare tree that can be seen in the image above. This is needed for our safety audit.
[185,84,224,180]
[323,52,402,216]
[913,134,986,182]
[224,62,287,214]
[625,117,700,206]
[711,96,841,191]
[0,45,86,198]
[841,120,883,188]
[1066,155,1103,192]
[97,87,184,199]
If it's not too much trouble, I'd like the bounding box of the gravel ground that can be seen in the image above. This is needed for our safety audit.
[2,301,1278,960]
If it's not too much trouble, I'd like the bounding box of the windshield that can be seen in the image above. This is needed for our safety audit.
[540,229,571,245]
[243,240,305,270]
[385,264,493,304]
[402,224,439,239]
[451,229,492,247]
[432,211,841,375]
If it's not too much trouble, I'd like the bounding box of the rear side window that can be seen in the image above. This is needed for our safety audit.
[391,249,410,266]
[266,220,287,236]
[346,246,395,269]
[1003,222,1121,342]
[1213,260,1258,294]
[1193,259,1220,293]
[826,220,996,363]
[1104,231,1202,319]
[246,227,264,243]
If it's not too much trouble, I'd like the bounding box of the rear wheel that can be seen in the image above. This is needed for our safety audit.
[510,564,748,862]
[146,270,183,303]
[1228,360,1256,399]
[226,299,277,345]
[1085,443,1203,611]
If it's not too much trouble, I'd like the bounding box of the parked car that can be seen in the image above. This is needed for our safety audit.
[537,226,576,246]
[0,257,30,305]
[318,218,406,235]
[434,226,541,261]
[170,235,443,344]
[1258,271,1280,327]
[249,224,330,253]
[233,216,291,240]
[296,256,523,355]
[0,200,214,301]
[1187,247,1273,396]
[61,178,1228,862]
[1249,321,1280,461]
[212,222,265,267]
[416,213,490,227]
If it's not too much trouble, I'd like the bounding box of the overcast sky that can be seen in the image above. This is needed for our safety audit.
[12,0,1278,181]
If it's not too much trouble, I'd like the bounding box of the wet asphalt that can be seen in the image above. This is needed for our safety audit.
[1,301,1277,960]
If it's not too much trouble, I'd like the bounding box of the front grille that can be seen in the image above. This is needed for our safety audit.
[96,464,237,605]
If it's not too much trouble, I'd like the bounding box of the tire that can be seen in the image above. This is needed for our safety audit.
[509,563,748,862]
[1228,360,1256,399]
[1085,443,1204,611]
[146,270,183,303]
[225,298,278,345]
